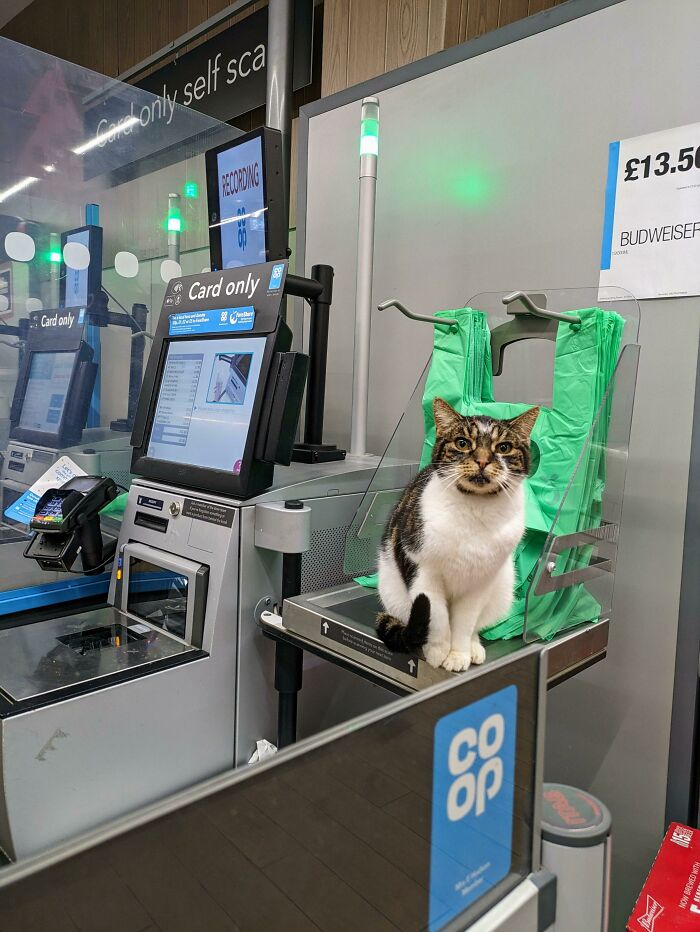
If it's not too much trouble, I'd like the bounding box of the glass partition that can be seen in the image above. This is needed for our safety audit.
[0,37,237,609]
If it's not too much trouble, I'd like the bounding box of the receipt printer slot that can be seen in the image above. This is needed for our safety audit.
[134,511,169,534]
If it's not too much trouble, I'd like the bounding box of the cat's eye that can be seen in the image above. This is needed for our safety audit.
[455,437,468,449]
[497,442,512,454]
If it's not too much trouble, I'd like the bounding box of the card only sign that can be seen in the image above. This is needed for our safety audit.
[136,1,313,124]
[429,685,518,931]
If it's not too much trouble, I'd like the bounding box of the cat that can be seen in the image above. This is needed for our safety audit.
[376,397,539,672]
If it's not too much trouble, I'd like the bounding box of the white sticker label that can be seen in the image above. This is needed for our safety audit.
[600,122,700,299]
[4,455,87,525]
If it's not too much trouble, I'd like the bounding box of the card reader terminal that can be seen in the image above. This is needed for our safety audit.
[25,476,118,573]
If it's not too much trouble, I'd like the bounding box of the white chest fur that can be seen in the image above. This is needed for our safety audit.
[418,473,525,595]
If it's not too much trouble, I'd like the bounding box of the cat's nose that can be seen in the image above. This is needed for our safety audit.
[475,455,490,469]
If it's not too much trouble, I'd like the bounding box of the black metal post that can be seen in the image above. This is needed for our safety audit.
[305,263,333,445]
[289,265,345,463]
[275,500,305,748]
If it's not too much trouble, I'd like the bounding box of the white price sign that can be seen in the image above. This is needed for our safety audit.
[599,122,700,299]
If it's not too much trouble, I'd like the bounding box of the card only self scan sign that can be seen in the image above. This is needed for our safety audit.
[429,686,517,931]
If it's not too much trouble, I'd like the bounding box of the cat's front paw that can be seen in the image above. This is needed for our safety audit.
[442,650,471,673]
[471,640,486,665]
[423,642,450,669]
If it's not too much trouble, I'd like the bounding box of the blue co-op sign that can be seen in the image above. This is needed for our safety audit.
[429,685,518,931]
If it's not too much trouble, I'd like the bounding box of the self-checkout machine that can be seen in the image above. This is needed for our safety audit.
[0,128,410,861]
[0,221,146,607]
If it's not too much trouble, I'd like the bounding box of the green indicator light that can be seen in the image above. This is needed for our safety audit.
[167,216,182,232]
[360,117,379,156]
[183,181,198,198]
[49,250,62,263]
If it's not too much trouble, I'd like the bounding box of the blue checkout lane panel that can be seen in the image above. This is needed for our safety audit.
[0,575,111,617]
[429,685,518,930]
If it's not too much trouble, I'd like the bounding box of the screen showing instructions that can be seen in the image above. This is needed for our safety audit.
[18,351,76,434]
[147,336,265,473]
[217,136,266,268]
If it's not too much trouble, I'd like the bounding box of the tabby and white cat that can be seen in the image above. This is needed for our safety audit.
[376,397,539,672]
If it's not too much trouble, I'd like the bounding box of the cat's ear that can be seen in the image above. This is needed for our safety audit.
[509,406,540,438]
[433,397,462,434]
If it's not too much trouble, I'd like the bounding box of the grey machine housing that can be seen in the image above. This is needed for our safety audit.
[0,263,407,861]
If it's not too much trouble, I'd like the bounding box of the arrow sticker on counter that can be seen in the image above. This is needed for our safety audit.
[319,617,419,677]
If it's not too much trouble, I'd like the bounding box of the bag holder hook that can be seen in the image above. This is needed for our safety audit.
[490,291,581,376]
[377,298,458,331]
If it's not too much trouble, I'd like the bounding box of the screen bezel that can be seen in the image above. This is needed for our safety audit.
[59,224,103,311]
[131,326,288,499]
[9,336,94,449]
[205,127,287,271]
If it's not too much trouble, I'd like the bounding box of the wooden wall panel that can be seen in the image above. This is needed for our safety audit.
[132,2,152,68]
[321,0,350,95]
[424,0,456,45]
[103,1,120,77]
[170,0,190,41]
[347,0,389,86]
[499,0,529,27]
[117,0,136,75]
[149,0,172,58]
[385,0,429,72]
[465,0,499,40]
[187,0,209,29]
[528,0,558,11]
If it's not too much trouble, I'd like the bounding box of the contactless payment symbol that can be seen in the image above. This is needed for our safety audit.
[429,685,517,931]
[269,263,285,290]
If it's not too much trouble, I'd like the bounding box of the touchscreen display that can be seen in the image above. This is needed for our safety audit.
[146,336,265,473]
[63,228,91,308]
[18,351,76,434]
[217,136,266,268]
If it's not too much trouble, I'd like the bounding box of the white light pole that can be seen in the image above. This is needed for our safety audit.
[350,96,379,456]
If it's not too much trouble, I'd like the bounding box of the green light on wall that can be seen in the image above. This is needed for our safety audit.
[452,170,492,206]
[183,181,198,198]
[47,232,62,263]
[360,117,379,156]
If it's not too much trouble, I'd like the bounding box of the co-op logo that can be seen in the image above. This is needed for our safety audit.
[446,713,505,820]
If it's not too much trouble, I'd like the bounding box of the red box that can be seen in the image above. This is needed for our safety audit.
[628,823,700,930]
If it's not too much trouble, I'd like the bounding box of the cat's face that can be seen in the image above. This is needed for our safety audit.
[431,397,539,496]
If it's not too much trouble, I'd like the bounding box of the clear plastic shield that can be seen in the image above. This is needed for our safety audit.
[342,287,640,644]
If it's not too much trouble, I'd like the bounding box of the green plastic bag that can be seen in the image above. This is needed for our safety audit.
[358,305,624,642]
[419,306,624,640]
[100,491,128,520]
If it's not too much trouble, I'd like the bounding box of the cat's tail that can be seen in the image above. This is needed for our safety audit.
[376,594,430,653]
